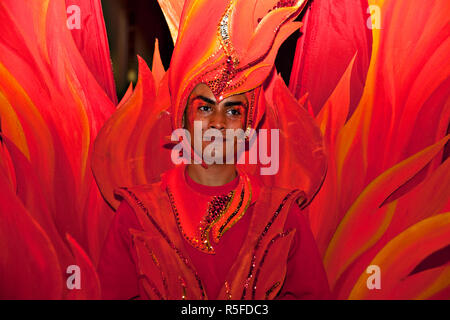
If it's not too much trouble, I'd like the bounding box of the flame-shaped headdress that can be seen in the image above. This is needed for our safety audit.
[168,0,308,131]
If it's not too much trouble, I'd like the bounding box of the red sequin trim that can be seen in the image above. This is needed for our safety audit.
[241,189,298,299]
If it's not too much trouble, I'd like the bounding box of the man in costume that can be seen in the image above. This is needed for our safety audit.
[98,0,330,300]
[0,0,448,300]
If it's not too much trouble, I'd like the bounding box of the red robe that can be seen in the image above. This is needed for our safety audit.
[98,165,330,299]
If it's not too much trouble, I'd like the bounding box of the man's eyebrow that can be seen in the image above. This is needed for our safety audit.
[191,95,216,105]
[191,95,247,108]
[224,100,247,108]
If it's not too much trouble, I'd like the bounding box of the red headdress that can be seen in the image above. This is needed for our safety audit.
[93,0,326,209]
[167,0,309,132]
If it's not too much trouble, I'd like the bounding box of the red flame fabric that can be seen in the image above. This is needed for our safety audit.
[0,0,448,299]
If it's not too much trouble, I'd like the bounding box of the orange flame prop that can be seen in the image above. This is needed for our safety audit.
[0,0,448,300]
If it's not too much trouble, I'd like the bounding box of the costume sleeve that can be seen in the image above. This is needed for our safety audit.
[277,204,331,300]
[97,200,143,300]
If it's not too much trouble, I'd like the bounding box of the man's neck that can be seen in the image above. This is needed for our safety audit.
[186,164,237,186]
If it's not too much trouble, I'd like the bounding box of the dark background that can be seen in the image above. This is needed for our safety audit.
[101,0,304,99]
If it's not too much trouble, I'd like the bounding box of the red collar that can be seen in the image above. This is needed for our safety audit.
[161,164,261,204]
[184,167,239,196]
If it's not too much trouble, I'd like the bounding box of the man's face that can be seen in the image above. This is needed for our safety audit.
[184,83,248,163]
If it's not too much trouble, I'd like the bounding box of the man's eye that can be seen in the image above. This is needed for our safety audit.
[198,105,211,112]
[227,109,241,116]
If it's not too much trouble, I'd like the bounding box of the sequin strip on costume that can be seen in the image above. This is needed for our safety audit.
[207,0,240,96]
[167,187,234,254]
[265,281,281,300]
[167,171,252,254]
[133,236,169,299]
[257,0,299,23]
[135,260,164,300]
[213,176,252,242]
[121,188,207,299]
[179,276,188,300]
[224,281,232,300]
[212,0,302,96]
[199,192,234,250]
[241,189,299,299]
[253,230,293,299]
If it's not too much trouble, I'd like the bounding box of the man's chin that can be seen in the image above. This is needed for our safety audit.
[202,154,238,165]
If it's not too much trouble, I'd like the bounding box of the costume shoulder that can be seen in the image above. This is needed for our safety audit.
[112,178,177,237]
[257,180,308,211]
[111,168,181,230]
[113,177,167,212]
[113,167,176,203]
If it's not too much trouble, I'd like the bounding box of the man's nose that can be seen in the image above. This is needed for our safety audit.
[208,111,226,131]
